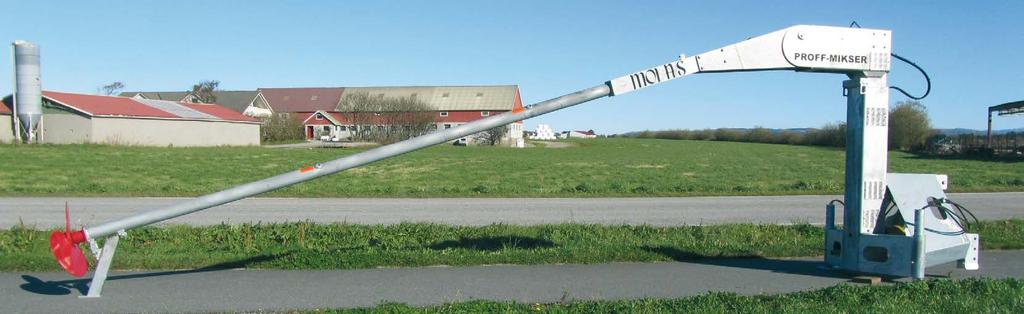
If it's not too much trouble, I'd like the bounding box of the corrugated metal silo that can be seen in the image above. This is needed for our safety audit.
[13,40,42,142]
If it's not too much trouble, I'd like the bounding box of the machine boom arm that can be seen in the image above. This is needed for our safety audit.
[54,25,967,298]
[609,25,891,95]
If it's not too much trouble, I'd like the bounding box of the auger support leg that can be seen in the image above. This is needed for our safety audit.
[80,234,120,298]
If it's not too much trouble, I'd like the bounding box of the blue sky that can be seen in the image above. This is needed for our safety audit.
[2,1,1022,133]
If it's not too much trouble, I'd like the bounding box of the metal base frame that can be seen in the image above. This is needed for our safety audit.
[79,234,120,298]
[823,76,980,278]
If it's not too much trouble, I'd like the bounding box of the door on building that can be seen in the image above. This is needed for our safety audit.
[306,126,314,140]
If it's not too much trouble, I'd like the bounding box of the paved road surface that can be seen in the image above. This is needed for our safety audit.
[2,193,1021,228]
[3,250,1022,313]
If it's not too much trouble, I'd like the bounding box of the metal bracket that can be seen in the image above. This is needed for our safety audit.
[79,232,122,298]
[958,233,980,270]
[87,238,102,257]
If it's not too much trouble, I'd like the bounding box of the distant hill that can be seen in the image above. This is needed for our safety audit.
[936,128,1024,136]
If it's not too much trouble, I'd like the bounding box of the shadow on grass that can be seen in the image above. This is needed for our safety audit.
[429,236,555,251]
[19,251,292,296]
[643,246,852,279]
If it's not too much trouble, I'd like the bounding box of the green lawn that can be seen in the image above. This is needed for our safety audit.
[2,220,1020,272]
[322,279,1024,313]
[0,138,1020,197]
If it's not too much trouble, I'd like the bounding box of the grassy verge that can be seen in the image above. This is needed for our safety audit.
[322,278,1024,313]
[1,138,1022,197]
[2,220,1021,272]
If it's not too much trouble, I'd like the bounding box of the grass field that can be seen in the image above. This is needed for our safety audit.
[2,220,1020,272]
[322,278,1024,313]
[0,138,1021,197]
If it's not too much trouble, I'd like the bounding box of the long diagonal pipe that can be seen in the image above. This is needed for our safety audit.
[77,84,611,240]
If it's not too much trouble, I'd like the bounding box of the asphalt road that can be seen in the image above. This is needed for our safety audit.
[4,250,1022,313]
[2,193,1021,228]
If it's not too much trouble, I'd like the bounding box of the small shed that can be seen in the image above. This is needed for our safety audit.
[567,130,598,138]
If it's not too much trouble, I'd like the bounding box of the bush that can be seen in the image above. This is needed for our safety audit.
[260,113,305,143]
[627,122,848,148]
[804,122,846,147]
[623,116,866,148]
[746,127,775,143]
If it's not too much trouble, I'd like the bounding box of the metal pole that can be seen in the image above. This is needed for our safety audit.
[83,84,612,239]
[10,43,20,143]
[825,202,836,230]
[912,206,926,280]
[986,110,993,149]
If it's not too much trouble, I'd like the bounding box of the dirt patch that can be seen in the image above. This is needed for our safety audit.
[530,141,576,148]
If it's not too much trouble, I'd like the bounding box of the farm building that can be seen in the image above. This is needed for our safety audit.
[119,90,259,114]
[566,130,597,138]
[1,91,260,146]
[294,86,525,145]
[0,99,14,143]
[243,87,345,118]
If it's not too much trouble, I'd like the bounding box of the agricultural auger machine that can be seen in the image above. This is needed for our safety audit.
[49,24,979,297]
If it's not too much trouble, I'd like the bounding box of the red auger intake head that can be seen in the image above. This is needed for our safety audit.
[49,202,89,277]
[49,229,88,277]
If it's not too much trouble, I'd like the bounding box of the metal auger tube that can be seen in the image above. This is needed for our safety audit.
[82,83,612,239]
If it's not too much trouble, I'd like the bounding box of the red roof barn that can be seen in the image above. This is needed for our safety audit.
[2,91,259,146]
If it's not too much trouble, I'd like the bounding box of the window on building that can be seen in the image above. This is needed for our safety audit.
[339,126,347,131]
[439,111,448,117]
[481,111,490,117]
[322,126,330,131]
[315,113,324,120]
[444,124,452,129]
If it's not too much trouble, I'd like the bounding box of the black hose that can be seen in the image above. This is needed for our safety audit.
[890,53,931,100]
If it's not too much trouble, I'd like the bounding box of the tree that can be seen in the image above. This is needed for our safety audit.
[477,124,509,146]
[98,82,125,96]
[337,92,436,144]
[888,100,933,151]
[190,80,220,103]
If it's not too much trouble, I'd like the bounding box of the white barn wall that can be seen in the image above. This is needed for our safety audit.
[41,113,92,144]
[0,115,13,143]
[90,118,260,146]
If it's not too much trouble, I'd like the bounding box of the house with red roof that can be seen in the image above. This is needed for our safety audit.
[1,91,260,146]
[281,85,525,146]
